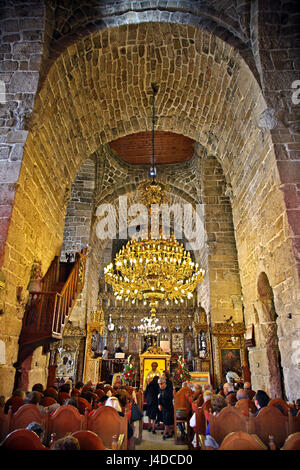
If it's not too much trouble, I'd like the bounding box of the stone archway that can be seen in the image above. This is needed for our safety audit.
[0,19,299,398]
[256,272,285,399]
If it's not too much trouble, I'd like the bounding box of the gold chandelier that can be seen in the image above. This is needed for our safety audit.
[104,84,205,315]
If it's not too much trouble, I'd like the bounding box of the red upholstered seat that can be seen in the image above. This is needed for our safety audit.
[1,429,46,450]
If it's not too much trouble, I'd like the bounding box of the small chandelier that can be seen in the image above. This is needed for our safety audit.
[137,316,162,335]
[104,83,205,315]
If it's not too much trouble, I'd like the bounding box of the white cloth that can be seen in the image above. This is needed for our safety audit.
[189,412,196,428]
[226,371,239,383]
[102,350,109,359]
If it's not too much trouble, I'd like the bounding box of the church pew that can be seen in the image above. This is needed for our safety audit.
[280,432,300,450]
[0,407,9,442]
[287,409,300,434]
[46,404,87,446]
[235,398,257,416]
[218,431,268,450]
[7,404,45,434]
[71,430,106,450]
[208,406,250,445]
[0,428,47,450]
[173,388,192,443]
[87,405,128,449]
[248,405,289,449]
[268,398,290,416]
[194,406,206,449]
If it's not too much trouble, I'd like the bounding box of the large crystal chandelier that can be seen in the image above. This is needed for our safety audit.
[104,84,205,315]
[137,316,162,335]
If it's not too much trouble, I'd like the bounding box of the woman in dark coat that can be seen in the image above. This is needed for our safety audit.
[145,375,160,433]
[158,378,174,440]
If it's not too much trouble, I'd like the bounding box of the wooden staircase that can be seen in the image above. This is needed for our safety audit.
[15,248,87,367]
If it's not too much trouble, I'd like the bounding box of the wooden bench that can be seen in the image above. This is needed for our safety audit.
[87,405,127,450]
[281,432,300,450]
[46,405,86,445]
[71,430,106,450]
[0,429,47,450]
[218,431,268,450]
[209,406,250,446]
[173,388,192,444]
[7,404,45,434]
[249,405,288,449]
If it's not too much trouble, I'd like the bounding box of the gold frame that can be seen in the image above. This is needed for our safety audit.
[83,303,105,383]
[139,346,170,390]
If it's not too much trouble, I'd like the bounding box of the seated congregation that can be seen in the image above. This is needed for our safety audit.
[0,376,300,451]
[0,378,144,450]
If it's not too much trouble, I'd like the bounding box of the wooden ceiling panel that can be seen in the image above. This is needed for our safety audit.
[109,131,195,165]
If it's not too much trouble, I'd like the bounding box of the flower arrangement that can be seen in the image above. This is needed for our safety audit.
[173,355,191,387]
[121,355,136,384]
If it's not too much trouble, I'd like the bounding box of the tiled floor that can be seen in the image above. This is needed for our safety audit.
[135,416,188,450]
[135,429,188,450]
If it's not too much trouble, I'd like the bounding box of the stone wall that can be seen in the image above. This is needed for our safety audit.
[0,10,298,398]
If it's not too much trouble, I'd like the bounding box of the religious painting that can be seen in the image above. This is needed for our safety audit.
[117,330,127,351]
[91,329,103,357]
[172,332,184,352]
[220,348,241,382]
[107,331,115,354]
[197,330,208,358]
[129,332,140,354]
[160,340,170,353]
[184,329,195,359]
[56,347,77,378]
[142,357,166,390]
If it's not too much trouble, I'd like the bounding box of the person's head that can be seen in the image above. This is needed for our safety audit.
[12,388,26,398]
[296,398,300,409]
[81,391,96,404]
[44,388,58,400]
[151,362,158,371]
[255,390,270,409]
[59,383,71,394]
[203,390,213,402]
[152,375,159,385]
[223,382,234,395]
[203,384,212,391]
[158,377,166,389]
[236,389,248,400]
[75,381,84,391]
[99,394,109,405]
[162,370,170,380]
[26,422,45,441]
[211,395,227,415]
[115,391,128,409]
[64,397,79,409]
[105,396,122,412]
[244,381,251,390]
[104,346,107,350]
[51,436,80,450]
[32,383,44,394]
[24,391,42,405]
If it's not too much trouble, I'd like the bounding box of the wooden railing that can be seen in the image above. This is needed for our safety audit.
[40,256,60,293]
[19,249,87,352]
